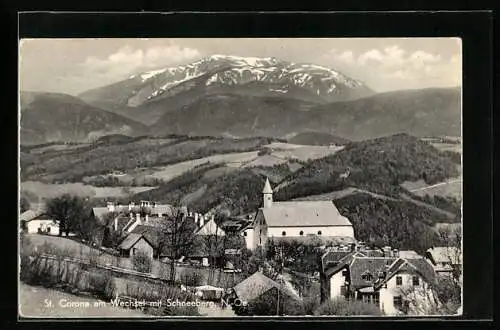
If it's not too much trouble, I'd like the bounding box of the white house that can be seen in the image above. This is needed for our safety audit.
[320,248,438,316]
[425,246,462,278]
[21,210,66,236]
[249,178,355,250]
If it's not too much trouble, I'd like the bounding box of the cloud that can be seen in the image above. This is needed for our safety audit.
[80,44,201,80]
[322,45,460,91]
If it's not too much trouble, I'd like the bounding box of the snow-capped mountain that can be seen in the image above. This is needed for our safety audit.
[79,54,374,125]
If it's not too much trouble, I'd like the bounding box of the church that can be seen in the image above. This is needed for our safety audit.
[242,178,356,251]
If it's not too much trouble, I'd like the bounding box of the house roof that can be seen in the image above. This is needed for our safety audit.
[92,207,110,223]
[130,225,161,248]
[233,272,298,303]
[118,233,154,250]
[196,219,226,236]
[426,247,462,264]
[261,201,352,227]
[374,257,437,289]
[20,210,42,222]
[398,250,423,259]
[349,257,397,288]
[321,250,353,272]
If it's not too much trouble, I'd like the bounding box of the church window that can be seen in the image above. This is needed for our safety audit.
[317,230,322,235]
[299,231,304,236]
[282,231,286,236]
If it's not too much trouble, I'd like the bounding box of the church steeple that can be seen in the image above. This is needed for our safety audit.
[263,177,273,208]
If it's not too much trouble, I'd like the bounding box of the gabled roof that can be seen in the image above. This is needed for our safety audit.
[349,257,397,288]
[399,250,423,259]
[196,219,226,236]
[426,247,462,265]
[117,233,154,250]
[261,200,352,227]
[92,207,110,223]
[20,210,42,222]
[130,225,161,248]
[374,258,437,290]
[234,272,299,303]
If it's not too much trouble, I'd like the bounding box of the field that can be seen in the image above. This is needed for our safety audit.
[144,151,260,181]
[401,177,462,201]
[21,181,156,200]
[430,142,462,153]
[264,143,345,162]
[19,283,146,318]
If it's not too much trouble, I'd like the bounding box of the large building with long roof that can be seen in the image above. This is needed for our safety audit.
[243,178,355,250]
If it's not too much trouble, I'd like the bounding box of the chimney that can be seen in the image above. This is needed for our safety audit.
[129,201,135,211]
[114,217,118,231]
[194,213,199,224]
[136,213,141,223]
[145,214,149,223]
[392,248,399,258]
[350,243,356,252]
[383,246,392,257]
[107,201,115,212]
[199,215,205,228]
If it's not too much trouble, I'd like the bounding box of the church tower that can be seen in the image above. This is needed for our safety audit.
[263,177,273,208]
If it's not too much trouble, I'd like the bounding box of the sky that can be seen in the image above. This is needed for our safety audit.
[19,38,461,95]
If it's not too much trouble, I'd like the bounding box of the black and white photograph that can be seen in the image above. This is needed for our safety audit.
[18,37,462,318]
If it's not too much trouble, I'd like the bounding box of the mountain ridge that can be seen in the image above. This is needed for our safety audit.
[78,54,374,125]
[20,92,148,145]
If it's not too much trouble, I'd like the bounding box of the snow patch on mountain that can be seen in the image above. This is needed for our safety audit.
[126,54,370,103]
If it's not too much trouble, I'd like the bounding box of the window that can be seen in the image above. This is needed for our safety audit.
[412,276,420,286]
[282,231,286,236]
[243,232,247,237]
[299,231,304,236]
[362,272,373,281]
[317,230,322,235]
[393,296,403,308]
[396,276,403,286]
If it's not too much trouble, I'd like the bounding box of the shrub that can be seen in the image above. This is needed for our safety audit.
[257,147,272,156]
[179,268,204,287]
[234,287,304,316]
[314,298,382,316]
[132,251,152,273]
[88,270,116,300]
[124,281,200,316]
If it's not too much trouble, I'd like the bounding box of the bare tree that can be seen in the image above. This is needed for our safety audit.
[157,206,197,283]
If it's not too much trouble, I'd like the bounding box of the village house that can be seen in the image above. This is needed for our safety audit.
[242,178,355,251]
[425,246,462,279]
[320,245,438,316]
[231,271,301,308]
[117,232,155,259]
[20,209,75,236]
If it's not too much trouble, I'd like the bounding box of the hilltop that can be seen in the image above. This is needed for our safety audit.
[20,92,148,145]
[149,88,460,140]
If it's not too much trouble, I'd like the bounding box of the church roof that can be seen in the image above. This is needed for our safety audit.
[262,177,273,194]
[261,200,352,227]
